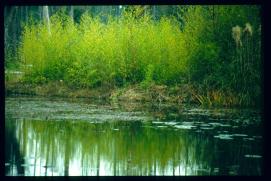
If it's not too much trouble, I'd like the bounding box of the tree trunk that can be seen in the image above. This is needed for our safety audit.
[212,5,215,36]
[69,6,74,22]
[64,139,70,176]
[25,6,28,22]
[4,7,9,52]
[43,6,51,35]
[5,7,16,52]
[153,5,156,20]
[5,7,16,27]
[39,6,42,21]
[12,7,18,55]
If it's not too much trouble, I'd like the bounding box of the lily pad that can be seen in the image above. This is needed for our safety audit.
[152,121,163,124]
[195,168,210,173]
[214,134,234,140]
[200,123,211,127]
[244,154,262,159]
[232,134,248,137]
[208,122,223,126]
[182,121,194,125]
[174,125,196,129]
[243,138,255,141]
[164,122,178,126]
[213,168,219,173]
[200,127,214,130]
[157,125,167,128]
[219,124,231,127]
[252,136,262,139]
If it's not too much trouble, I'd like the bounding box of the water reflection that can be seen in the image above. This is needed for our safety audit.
[5,96,262,176]
[5,118,262,176]
[5,119,25,176]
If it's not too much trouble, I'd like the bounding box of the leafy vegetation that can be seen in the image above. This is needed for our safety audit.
[6,5,261,107]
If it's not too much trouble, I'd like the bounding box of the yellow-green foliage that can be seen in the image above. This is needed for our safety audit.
[13,5,261,107]
[19,7,192,88]
[18,6,261,107]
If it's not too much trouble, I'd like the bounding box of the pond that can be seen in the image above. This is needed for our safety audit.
[5,96,263,176]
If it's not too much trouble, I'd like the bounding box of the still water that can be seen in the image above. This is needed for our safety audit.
[5,96,263,176]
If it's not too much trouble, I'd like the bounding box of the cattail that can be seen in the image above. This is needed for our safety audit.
[243,23,253,36]
[232,25,242,47]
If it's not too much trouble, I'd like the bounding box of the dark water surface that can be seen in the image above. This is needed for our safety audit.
[5,96,263,176]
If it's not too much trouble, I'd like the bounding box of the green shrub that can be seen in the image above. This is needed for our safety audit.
[19,7,191,88]
[17,6,261,107]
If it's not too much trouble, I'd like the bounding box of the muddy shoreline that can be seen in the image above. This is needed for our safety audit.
[5,81,197,104]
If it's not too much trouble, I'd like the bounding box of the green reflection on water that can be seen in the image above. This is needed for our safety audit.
[5,96,263,176]
[6,118,216,176]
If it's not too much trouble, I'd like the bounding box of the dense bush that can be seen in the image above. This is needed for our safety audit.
[19,8,190,88]
[17,5,261,106]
